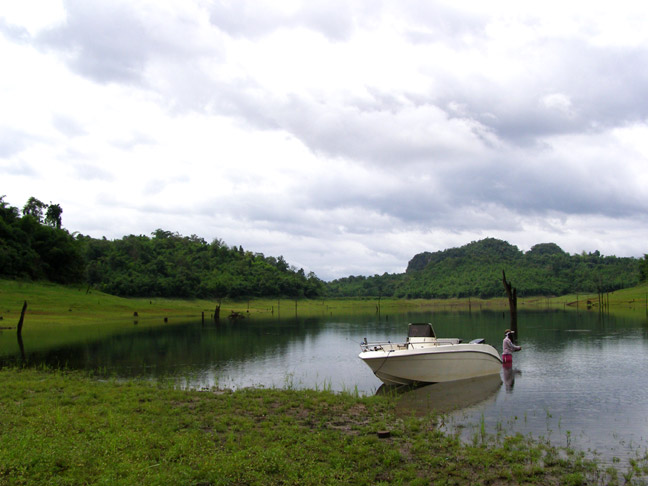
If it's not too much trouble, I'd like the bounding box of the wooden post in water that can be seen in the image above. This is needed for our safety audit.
[214,305,220,322]
[376,288,382,320]
[16,300,27,337]
[502,271,518,338]
[16,301,27,361]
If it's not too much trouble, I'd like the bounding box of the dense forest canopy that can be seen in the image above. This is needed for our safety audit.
[328,238,644,299]
[82,230,323,299]
[0,196,322,299]
[2,196,647,299]
[0,196,85,283]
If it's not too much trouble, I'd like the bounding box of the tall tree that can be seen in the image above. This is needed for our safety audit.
[22,197,47,222]
[640,254,648,282]
[0,195,19,221]
[45,203,63,229]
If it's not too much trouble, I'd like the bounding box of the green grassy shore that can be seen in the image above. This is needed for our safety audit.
[2,280,648,485]
[0,278,509,328]
[2,279,647,329]
[1,367,618,486]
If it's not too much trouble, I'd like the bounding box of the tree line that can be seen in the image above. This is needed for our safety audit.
[2,196,647,300]
[0,196,323,299]
[327,238,646,299]
[0,196,84,283]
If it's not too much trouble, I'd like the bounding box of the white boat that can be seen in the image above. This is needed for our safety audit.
[358,323,502,385]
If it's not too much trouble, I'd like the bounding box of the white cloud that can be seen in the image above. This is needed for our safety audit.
[540,93,574,118]
[1,0,648,280]
[0,0,66,36]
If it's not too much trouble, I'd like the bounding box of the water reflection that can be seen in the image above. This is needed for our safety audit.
[1,317,330,378]
[16,332,25,362]
[502,361,523,393]
[378,374,503,416]
[2,308,648,466]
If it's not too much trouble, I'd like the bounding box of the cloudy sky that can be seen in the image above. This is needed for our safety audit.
[2,1,648,280]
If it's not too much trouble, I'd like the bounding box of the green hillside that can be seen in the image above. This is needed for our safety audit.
[0,196,323,300]
[2,195,645,300]
[327,238,643,299]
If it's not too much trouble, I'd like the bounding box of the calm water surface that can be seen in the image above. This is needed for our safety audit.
[2,308,648,465]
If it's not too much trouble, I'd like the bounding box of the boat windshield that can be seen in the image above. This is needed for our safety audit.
[407,323,435,338]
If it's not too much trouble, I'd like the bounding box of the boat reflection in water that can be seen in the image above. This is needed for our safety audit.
[377,373,503,417]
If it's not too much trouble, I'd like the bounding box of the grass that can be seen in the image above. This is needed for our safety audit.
[3,280,648,483]
[3,278,647,330]
[0,279,220,328]
[0,367,619,486]
[0,279,517,338]
[525,283,648,316]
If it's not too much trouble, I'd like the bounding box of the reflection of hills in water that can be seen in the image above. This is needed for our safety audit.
[378,374,502,416]
[3,308,646,391]
[1,316,328,377]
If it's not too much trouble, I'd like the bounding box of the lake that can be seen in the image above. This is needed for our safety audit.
[2,307,648,466]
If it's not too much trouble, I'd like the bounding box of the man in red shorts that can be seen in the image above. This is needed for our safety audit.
[502,329,521,366]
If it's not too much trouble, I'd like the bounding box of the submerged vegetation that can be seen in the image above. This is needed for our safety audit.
[3,367,640,486]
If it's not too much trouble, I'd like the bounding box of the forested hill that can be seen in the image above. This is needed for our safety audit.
[2,195,646,300]
[0,196,323,299]
[326,238,645,299]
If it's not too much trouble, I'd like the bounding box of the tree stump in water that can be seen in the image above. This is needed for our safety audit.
[502,270,518,338]
[17,301,27,337]
[16,301,27,361]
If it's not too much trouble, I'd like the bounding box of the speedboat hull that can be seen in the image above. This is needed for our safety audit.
[359,343,502,385]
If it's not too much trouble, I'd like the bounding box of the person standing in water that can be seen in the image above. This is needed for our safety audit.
[502,329,521,366]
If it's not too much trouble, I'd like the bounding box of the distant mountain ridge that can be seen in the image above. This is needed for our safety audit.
[406,238,530,273]
[327,238,642,299]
